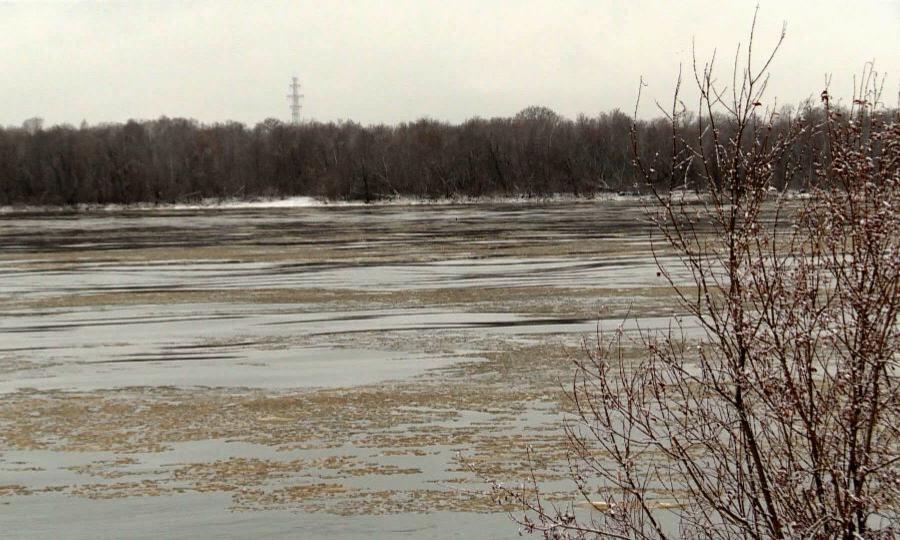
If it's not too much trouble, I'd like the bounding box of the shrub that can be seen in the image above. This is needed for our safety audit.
[490,14,899,540]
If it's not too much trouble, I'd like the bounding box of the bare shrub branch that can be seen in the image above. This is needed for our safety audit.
[488,14,899,540]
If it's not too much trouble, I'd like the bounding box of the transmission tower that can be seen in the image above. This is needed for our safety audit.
[287,76,304,124]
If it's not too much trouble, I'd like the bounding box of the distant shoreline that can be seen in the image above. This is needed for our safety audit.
[0,192,638,214]
[0,190,817,214]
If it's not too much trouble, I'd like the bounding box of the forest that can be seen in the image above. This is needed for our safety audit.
[0,104,888,205]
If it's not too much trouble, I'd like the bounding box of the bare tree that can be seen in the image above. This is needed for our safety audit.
[488,13,899,540]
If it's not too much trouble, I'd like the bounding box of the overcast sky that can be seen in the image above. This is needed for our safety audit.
[3,0,898,127]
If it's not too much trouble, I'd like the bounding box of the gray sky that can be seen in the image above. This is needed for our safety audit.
[3,0,898,127]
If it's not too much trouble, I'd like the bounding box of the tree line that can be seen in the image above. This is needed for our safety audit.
[0,104,888,206]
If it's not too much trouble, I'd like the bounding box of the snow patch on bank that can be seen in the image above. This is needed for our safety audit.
[169,196,324,210]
